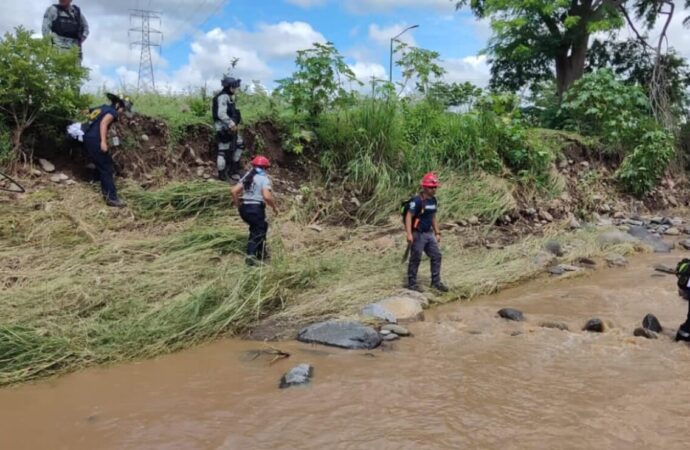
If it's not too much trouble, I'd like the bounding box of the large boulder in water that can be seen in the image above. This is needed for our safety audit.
[642,314,663,333]
[279,364,314,389]
[361,295,425,323]
[297,320,382,349]
[627,226,674,253]
[498,308,525,322]
[360,304,397,323]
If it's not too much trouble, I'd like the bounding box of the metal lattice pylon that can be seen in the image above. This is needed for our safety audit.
[129,9,163,92]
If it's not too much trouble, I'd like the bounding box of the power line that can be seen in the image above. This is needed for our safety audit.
[129,9,163,92]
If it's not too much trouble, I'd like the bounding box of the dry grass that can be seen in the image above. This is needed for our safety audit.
[0,182,641,386]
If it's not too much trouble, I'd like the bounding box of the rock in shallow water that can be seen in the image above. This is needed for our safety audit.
[627,226,674,253]
[583,318,605,333]
[297,320,382,349]
[633,328,658,339]
[642,314,663,333]
[279,364,314,389]
[381,324,410,336]
[654,264,676,275]
[360,304,397,323]
[498,308,524,322]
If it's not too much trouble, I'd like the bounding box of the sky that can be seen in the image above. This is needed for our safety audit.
[1,1,689,94]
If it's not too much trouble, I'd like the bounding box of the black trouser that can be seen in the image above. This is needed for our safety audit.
[239,203,268,259]
[84,137,118,202]
[680,301,690,334]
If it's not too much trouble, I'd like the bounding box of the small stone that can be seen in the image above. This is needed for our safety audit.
[140,134,149,142]
[195,158,205,166]
[650,216,664,225]
[613,212,626,220]
[538,210,553,222]
[540,322,570,331]
[196,167,205,177]
[605,253,628,268]
[379,330,392,336]
[624,219,644,227]
[583,318,605,333]
[654,264,676,275]
[203,173,211,180]
[580,161,590,168]
[498,308,524,322]
[634,328,658,339]
[382,333,400,341]
[544,240,564,257]
[671,217,684,227]
[30,168,42,177]
[577,257,596,267]
[38,158,55,173]
[307,224,323,233]
[65,179,76,185]
[524,208,537,217]
[533,251,556,268]
[680,240,690,250]
[49,174,62,183]
[458,219,468,227]
[548,266,565,275]
[642,314,662,333]
[599,204,611,214]
[279,364,313,389]
[381,324,410,336]
[468,216,480,226]
[665,227,681,236]
[568,217,581,229]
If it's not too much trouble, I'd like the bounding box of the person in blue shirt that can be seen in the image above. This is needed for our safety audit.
[231,155,279,265]
[405,172,449,292]
[83,93,132,207]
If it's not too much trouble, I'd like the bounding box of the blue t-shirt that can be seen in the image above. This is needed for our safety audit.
[408,196,437,232]
[84,105,118,140]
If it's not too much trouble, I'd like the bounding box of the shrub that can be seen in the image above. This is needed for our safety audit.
[616,129,675,197]
[558,69,651,156]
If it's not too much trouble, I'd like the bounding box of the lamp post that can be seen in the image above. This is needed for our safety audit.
[389,24,419,83]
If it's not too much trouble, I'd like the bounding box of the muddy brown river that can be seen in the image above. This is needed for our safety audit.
[1,252,690,449]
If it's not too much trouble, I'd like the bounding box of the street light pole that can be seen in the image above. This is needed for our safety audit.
[389,24,419,83]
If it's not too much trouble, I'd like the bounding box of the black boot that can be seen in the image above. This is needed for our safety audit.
[676,324,690,342]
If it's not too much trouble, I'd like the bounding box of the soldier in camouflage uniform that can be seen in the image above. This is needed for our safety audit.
[42,0,89,61]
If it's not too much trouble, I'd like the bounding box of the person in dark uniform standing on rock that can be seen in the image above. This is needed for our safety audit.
[83,93,132,207]
[405,172,449,293]
[213,76,243,182]
[231,155,278,265]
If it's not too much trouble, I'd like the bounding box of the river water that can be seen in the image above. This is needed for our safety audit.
[1,252,689,450]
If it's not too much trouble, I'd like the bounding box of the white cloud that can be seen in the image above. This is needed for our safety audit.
[346,0,454,13]
[369,23,418,47]
[442,54,490,87]
[349,61,387,83]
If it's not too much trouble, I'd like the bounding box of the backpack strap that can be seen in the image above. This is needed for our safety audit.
[411,195,425,231]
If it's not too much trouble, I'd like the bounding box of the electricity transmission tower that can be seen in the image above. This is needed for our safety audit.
[129,9,163,92]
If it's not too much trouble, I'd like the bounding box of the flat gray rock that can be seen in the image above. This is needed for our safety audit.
[279,364,313,389]
[627,226,674,253]
[297,320,382,350]
[498,308,525,322]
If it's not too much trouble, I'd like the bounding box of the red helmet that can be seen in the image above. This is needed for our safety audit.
[420,172,440,188]
[251,155,270,168]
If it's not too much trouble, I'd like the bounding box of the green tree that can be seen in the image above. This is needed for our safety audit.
[455,0,627,97]
[276,42,360,118]
[0,27,88,164]
[587,39,690,114]
[394,43,446,95]
[427,81,483,110]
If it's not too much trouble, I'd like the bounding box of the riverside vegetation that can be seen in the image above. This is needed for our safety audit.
[1,13,689,385]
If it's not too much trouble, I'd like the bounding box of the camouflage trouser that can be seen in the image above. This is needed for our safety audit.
[214,123,243,180]
[407,231,442,287]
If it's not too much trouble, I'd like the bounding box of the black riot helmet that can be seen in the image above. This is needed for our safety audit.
[221,76,241,90]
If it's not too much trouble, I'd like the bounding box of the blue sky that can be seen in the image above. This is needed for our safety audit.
[3,0,492,91]
[3,0,690,92]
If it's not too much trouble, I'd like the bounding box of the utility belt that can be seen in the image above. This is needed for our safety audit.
[241,200,264,207]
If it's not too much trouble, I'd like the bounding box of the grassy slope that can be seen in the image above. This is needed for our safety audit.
[0,181,639,385]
